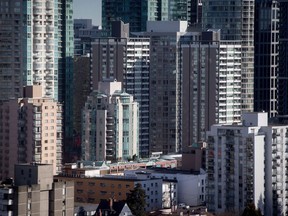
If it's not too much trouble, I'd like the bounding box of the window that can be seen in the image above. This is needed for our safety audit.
[89,182,95,186]
[88,198,95,203]
[77,189,83,194]
[76,197,83,202]
[76,182,83,186]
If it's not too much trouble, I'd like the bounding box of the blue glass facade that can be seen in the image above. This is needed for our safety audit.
[102,0,190,35]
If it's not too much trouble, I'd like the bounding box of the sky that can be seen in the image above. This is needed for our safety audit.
[73,0,102,26]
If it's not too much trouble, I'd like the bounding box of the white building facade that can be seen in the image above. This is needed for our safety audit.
[206,112,288,215]
[124,168,206,207]
[82,81,139,162]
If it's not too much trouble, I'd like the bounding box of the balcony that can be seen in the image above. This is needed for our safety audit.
[46,26,54,31]
[2,199,13,205]
[46,2,53,9]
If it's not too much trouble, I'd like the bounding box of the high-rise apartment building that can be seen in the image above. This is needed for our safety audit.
[0,0,74,162]
[132,22,242,154]
[0,164,74,216]
[82,81,139,161]
[180,30,242,147]
[202,0,255,112]
[91,21,150,157]
[140,21,187,154]
[126,38,150,155]
[0,0,73,100]
[207,112,288,215]
[0,86,62,180]
[254,0,279,117]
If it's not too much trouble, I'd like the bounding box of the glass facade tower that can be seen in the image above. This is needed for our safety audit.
[254,0,279,117]
[102,0,191,35]
[278,0,288,117]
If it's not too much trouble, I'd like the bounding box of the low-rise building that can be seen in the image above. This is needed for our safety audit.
[55,174,162,212]
[61,159,178,178]
[124,168,206,207]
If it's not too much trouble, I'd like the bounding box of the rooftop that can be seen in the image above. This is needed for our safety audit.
[133,167,204,175]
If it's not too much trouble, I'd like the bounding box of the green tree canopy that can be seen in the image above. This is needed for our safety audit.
[126,183,147,216]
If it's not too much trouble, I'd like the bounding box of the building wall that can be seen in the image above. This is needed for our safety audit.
[0,100,19,180]
[278,0,288,116]
[82,82,139,161]
[0,187,13,216]
[73,56,91,135]
[126,38,150,157]
[5,164,75,216]
[49,181,75,216]
[162,181,178,209]
[261,125,288,215]
[182,145,206,172]
[206,113,272,214]
[55,176,136,204]
[180,37,218,146]
[124,170,206,206]
[55,175,162,212]
[91,36,150,158]
[0,88,62,180]
[147,31,180,154]
[14,164,53,190]
[0,0,73,100]
[254,0,279,117]
[202,0,255,112]
[180,31,242,148]
[91,38,126,90]
[102,0,192,35]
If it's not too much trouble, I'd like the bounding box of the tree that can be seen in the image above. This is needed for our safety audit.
[132,154,138,161]
[241,203,262,216]
[126,183,147,216]
[77,206,86,216]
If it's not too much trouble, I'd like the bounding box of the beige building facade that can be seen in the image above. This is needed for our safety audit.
[0,86,62,180]
[0,164,74,216]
